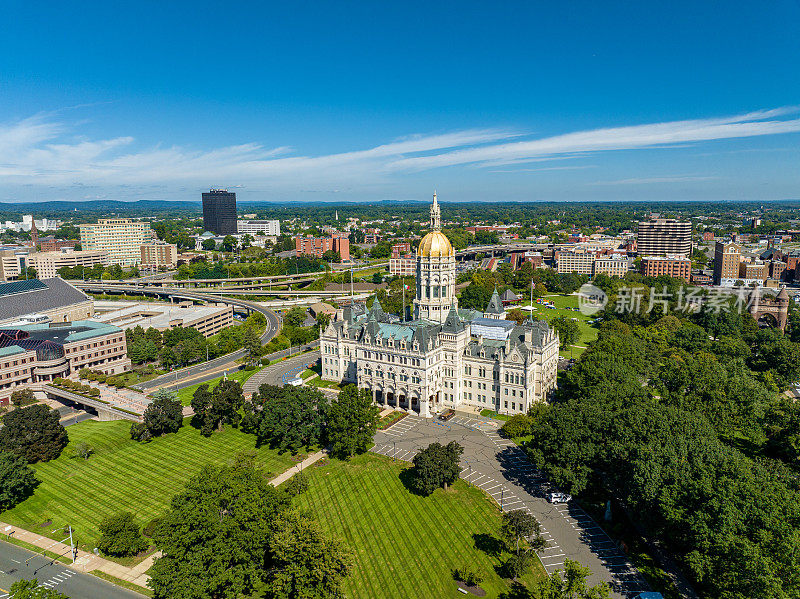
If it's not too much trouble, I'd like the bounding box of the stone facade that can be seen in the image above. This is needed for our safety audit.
[320,195,559,417]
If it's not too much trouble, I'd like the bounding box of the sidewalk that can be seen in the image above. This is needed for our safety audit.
[0,521,160,589]
[268,450,327,486]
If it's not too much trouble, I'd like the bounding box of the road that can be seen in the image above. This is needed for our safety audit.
[133,304,281,392]
[371,414,650,598]
[0,541,145,599]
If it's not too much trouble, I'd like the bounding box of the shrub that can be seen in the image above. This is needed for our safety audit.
[500,414,533,439]
[285,471,309,496]
[73,442,93,460]
[97,512,148,557]
[79,369,91,380]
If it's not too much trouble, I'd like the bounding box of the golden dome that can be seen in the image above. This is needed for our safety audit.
[418,231,454,258]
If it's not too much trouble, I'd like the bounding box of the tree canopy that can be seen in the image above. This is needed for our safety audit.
[325,385,380,459]
[242,384,327,453]
[0,404,68,463]
[410,441,464,496]
[191,380,244,436]
[0,450,39,511]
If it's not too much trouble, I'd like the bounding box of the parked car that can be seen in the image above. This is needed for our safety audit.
[438,409,455,421]
[286,377,303,387]
[548,492,572,504]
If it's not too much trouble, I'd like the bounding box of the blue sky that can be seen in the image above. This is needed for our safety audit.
[0,0,798,203]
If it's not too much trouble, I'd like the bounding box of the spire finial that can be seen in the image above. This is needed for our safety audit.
[430,191,442,231]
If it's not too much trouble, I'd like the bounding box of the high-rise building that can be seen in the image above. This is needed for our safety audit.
[637,218,692,257]
[79,219,154,266]
[202,189,237,235]
[713,240,742,286]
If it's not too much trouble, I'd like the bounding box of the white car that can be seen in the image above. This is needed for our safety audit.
[548,492,572,504]
[286,377,303,387]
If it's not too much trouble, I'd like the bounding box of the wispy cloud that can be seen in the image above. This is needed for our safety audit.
[590,175,719,185]
[0,107,797,192]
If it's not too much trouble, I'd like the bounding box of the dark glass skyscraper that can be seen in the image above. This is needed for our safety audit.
[202,189,237,235]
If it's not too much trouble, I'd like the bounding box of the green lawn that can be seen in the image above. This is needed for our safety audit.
[519,294,598,357]
[175,367,262,405]
[1,418,300,559]
[296,453,544,599]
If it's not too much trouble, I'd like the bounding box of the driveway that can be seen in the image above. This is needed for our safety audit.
[371,414,650,598]
[243,351,320,393]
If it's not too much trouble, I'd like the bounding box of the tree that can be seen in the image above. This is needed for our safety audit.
[372,271,383,284]
[501,509,545,556]
[532,559,610,599]
[7,579,69,598]
[459,284,493,311]
[550,316,580,350]
[284,306,307,328]
[242,385,327,453]
[500,414,533,439]
[267,509,353,599]
[0,451,39,511]
[242,326,262,366]
[191,380,244,436]
[221,235,237,252]
[0,404,68,463]
[410,441,464,496]
[315,311,332,331]
[202,238,217,251]
[321,249,341,263]
[325,385,380,459]
[73,441,94,460]
[11,388,35,408]
[98,512,149,557]
[132,389,183,441]
[148,456,291,599]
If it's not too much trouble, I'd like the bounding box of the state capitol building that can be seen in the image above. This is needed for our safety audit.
[320,194,560,417]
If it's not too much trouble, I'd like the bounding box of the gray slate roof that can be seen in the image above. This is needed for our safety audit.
[0,278,90,321]
[485,289,504,314]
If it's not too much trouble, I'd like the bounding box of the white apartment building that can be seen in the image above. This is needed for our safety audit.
[29,249,110,279]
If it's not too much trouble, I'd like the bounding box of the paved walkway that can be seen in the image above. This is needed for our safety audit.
[268,450,327,486]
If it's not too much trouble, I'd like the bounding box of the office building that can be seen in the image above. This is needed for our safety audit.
[713,241,742,286]
[556,251,595,274]
[637,218,692,257]
[237,219,280,236]
[79,219,154,266]
[140,241,178,269]
[28,249,110,279]
[593,255,631,277]
[37,237,79,252]
[0,319,130,405]
[202,189,237,235]
[389,253,415,276]
[640,255,692,282]
[93,300,233,337]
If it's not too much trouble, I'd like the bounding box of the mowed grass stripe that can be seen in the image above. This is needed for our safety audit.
[2,418,297,556]
[297,454,539,599]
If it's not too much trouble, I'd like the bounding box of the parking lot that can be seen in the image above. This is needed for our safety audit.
[372,412,651,598]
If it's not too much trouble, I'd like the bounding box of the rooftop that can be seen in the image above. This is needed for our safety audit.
[0,278,90,323]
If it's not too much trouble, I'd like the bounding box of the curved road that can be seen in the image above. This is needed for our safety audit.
[243,351,320,394]
[72,283,282,392]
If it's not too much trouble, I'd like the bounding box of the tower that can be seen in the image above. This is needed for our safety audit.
[414,193,457,323]
[202,189,237,235]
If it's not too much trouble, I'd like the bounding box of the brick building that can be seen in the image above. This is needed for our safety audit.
[640,255,692,282]
[295,234,350,261]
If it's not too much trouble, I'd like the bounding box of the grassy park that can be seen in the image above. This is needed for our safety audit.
[1,418,301,559]
[519,293,598,357]
[174,367,261,405]
[296,453,544,599]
